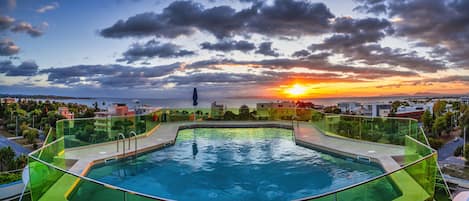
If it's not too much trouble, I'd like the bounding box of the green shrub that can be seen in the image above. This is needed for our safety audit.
[0,172,22,184]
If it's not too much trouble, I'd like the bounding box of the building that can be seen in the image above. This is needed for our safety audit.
[391,103,433,120]
[135,105,160,115]
[108,103,136,116]
[1,97,16,104]
[362,103,391,117]
[58,107,74,119]
[211,101,225,120]
[461,97,469,105]
[337,102,361,114]
[94,103,136,137]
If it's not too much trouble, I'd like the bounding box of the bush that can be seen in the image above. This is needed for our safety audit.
[454,145,463,156]
[0,172,22,184]
[428,137,444,150]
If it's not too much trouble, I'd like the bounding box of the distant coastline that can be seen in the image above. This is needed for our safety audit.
[0,94,93,100]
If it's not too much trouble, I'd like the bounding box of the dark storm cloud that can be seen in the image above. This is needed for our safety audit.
[200,40,255,52]
[255,42,279,57]
[100,0,335,39]
[0,60,38,76]
[0,39,19,56]
[118,40,194,63]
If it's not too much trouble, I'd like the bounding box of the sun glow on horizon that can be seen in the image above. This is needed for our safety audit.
[285,84,309,97]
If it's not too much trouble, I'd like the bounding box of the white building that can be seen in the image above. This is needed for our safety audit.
[211,101,225,120]
[397,102,433,114]
[135,105,160,115]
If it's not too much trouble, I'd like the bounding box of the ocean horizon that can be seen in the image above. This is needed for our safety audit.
[31,96,426,109]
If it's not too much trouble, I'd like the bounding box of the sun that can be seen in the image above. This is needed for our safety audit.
[285,84,308,97]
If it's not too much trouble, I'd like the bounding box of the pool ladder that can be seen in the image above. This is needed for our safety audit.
[128,131,138,157]
[117,133,126,156]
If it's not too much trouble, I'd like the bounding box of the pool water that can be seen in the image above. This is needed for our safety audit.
[81,128,391,201]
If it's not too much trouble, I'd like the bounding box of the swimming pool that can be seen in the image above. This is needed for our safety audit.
[76,128,399,201]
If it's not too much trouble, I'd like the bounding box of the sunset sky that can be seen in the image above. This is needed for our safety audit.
[1,0,469,99]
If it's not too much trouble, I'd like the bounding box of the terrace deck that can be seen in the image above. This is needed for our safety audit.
[39,121,430,201]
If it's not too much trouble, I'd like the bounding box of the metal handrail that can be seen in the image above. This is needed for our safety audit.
[128,131,137,156]
[117,133,125,156]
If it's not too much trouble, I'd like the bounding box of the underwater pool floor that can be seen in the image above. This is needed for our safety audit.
[71,128,402,201]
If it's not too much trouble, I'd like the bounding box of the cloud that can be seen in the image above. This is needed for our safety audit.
[36,2,59,13]
[40,63,183,87]
[11,22,43,37]
[303,16,444,73]
[200,40,255,52]
[354,0,469,69]
[353,0,387,15]
[255,42,279,57]
[185,58,418,78]
[118,40,194,63]
[0,39,19,56]
[292,49,310,57]
[100,0,334,39]
[0,60,38,76]
[0,15,14,31]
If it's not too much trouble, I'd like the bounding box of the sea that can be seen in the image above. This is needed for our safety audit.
[33,96,411,110]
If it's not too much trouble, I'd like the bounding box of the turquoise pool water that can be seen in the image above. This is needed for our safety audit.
[82,128,391,201]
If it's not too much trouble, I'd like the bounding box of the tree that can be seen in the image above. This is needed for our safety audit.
[391,101,409,113]
[0,147,15,171]
[24,128,38,144]
[432,116,447,137]
[112,119,134,136]
[433,100,447,117]
[421,110,433,132]
[93,101,99,111]
[223,111,238,120]
[443,112,454,132]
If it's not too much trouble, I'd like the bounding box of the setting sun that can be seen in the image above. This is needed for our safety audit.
[285,84,308,97]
